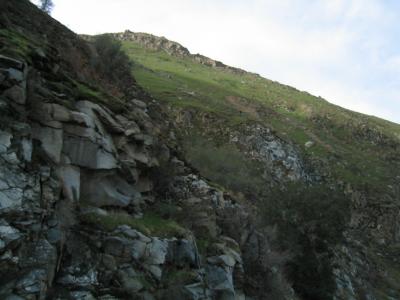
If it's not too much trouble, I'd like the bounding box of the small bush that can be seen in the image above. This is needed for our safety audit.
[184,134,264,196]
[81,211,186,238]
[92,34,134,91]
[261,183,350,300]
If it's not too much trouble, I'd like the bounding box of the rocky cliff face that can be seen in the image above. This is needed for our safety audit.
[0,1,298,299]
[1,1,400,300]
[0,50,293,299]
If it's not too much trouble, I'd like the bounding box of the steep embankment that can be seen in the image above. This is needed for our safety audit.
[0,1,298,300]
[111,30,400,299]
[1,1,400,299]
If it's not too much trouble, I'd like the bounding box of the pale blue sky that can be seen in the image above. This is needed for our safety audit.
[38,0,400,123]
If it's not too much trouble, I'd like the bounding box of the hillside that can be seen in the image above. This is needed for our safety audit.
[113,30,400,299]
[116,31,400,189]
[0,1,400,300]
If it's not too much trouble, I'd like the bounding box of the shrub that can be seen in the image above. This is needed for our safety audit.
[261,183,350,300]
[184,134,264,196]
[92,34,134,91]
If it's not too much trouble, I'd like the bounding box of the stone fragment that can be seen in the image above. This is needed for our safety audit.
[167,239,199,267]
[206,264,235,296]
[15,269,47,295]
[0,221,21,249]
[0,55,24,70]
[56,165,80,202]
[144,238,168,265]
[21,138,32,162]
[3,85,26,105]
[81,172,141,207]
[144,264,162,280]
[6,68,24,82]
[305,140,315,148]
[103,237,132,260]
[131,99,147,109]
[70,291,96,300]
[76,100,123,133]
[131,239,147,261]
[0,130,12,153]
[63,135,117,169]
[117,269,143,293]
[58,269,98,287]
[32,124,63,163]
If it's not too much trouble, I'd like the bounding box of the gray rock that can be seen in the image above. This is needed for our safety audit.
[144,264,162,280]
[39,103,71,122]
[144,238,168,265]
[123,144,151,165]
[103,237,132,261]
[117,269,144,293]
[15,269,47,295]
[134,134,153,146]
[3,85,26,105]
[32,124,63,163]
[56,165,80,202]
[0,221,21,248]
[167,239,199,267]
[20,239,57,285]
[70,111,93,127]
[0,55,24,70]
[76,100,124,133]
[122,120,141,136]
[207,255,236,268]
[63,134,117,169]
[0,188,23,212]
[184,282,212,300]
[131,99,147,109]
[70,290,97,300]
[47,227,62,244]
[81,172,141,207]
[21,138,32,162]
[58,268,98,287]
[6,68,25,82]
[0,130,12,153]
[131,239,148,261]
[102,254,117,271]
[206,264,235,296]
[135,177,153,193]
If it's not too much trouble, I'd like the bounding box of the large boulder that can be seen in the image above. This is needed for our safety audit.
[167,239,199,267]
[32,124,63,163]
[56,165,80,202]
[80,171,141,207]
[63,133,117,170]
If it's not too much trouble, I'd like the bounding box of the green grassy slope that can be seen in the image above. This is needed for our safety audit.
[120,37,400,190]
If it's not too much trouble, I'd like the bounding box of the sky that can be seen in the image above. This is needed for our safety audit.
[37,0,400,123]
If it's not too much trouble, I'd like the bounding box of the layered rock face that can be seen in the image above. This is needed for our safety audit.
[0,51,261,299]
[0,5,291,295]
[2,1,400,300]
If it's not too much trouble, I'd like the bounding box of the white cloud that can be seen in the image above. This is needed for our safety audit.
[49,0,400,123]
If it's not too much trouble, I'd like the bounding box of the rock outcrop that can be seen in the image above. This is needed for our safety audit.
[1,1,400,299]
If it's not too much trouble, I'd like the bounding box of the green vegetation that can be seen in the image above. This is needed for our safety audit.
[93,34,133,89]
[184,133,264,195]
[0,29,36,62]
[119,38,400,191]
[367,243,400,298]
[162,268,198,286]
[81,211,186,238]
[261,183,351,300]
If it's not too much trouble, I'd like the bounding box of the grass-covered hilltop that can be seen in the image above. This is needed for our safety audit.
[116,31,400,189]
[1,1,400,299]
